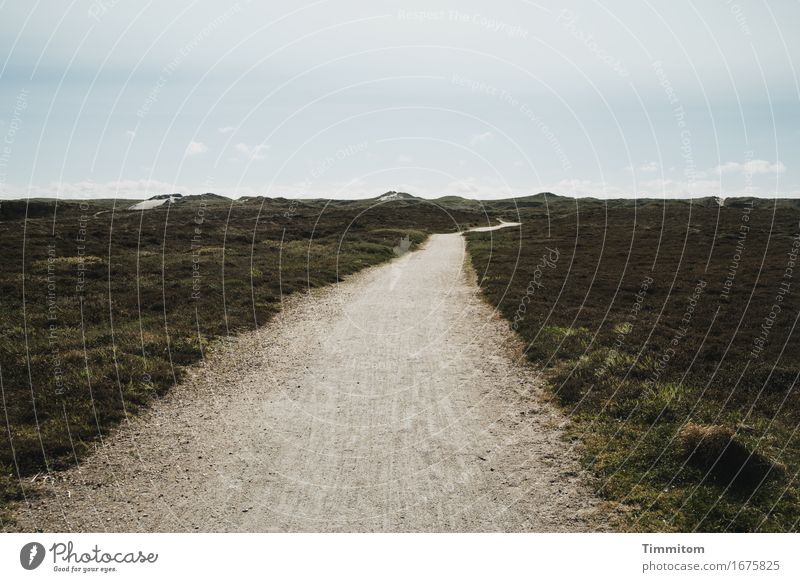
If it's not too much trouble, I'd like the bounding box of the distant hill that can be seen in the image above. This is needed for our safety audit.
[5,191,800,218]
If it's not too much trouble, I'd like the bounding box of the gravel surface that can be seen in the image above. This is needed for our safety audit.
[9,228,609,532]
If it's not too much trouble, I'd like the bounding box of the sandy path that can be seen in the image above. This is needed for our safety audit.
[10,228,607,532]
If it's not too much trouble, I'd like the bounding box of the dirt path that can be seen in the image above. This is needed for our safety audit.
[10,227,608,532]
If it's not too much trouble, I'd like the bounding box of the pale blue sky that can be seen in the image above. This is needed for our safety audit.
[0,0,798,199]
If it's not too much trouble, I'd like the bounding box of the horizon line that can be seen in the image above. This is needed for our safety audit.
[2,190,798,203]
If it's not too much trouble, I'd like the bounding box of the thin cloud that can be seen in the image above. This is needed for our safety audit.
[234,142,269,161]
[715,159,786,175]
[218,126,237,134]
[469,131,493,147]
[3,179,187,199]
[185,141,208,156]
[624,162,659,173]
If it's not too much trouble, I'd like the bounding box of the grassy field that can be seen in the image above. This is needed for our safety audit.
[4,191,799,532]
[467,197,800,532]
[0,193,485,516]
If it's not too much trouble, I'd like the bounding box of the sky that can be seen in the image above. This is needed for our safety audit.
[0,0,798,200]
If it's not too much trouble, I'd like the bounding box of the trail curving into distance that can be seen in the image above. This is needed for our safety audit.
[11,224,607,532]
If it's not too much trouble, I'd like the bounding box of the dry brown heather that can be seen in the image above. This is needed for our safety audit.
[467,197,800,532]
[0,194,484,518]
